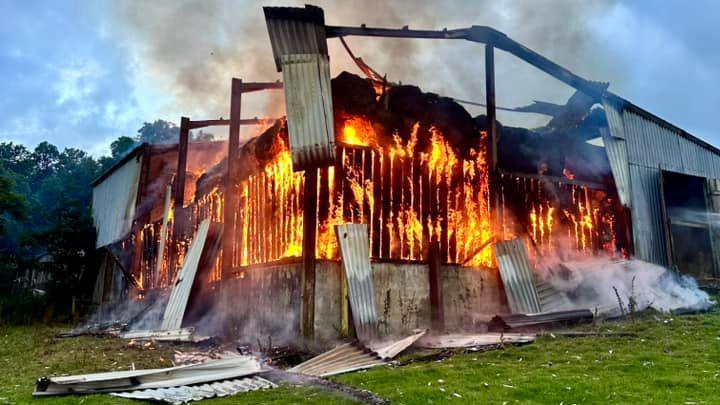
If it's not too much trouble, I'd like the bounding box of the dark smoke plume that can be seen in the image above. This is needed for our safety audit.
[110,0,622,136]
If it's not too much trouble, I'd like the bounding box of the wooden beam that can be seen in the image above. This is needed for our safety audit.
[428,240,444,331]
[175,117,190,209]
[222,79,242,275]
[301,169,319,339]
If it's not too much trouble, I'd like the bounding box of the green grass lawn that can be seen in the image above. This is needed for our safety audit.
[1,308,718,404]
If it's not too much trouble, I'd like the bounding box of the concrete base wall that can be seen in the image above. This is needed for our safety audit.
[211,259,507,344]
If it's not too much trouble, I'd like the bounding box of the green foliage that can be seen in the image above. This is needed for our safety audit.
[0,117,217,323]
[137,119,180,144]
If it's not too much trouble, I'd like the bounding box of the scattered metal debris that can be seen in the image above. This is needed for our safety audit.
[110,376,277,404]
[369,329,427,360]
[490,309,594,331]
[120,327,210,343]
[288,342,385,377]
[56,322,127,338]
[416,333,536,349]
[33,356,263,396]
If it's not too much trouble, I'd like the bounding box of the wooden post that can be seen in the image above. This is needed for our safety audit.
[222,79,242,275]
[428,240,444,331]
[168,117,190,277]
[301,168,318,339]
[485,45,503,238]
[175,117,190,209]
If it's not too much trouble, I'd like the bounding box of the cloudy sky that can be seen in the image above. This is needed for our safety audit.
[2,0,719,155]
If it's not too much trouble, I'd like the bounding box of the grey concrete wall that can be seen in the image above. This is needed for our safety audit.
[442,265,507,330]
[212,260,506,343]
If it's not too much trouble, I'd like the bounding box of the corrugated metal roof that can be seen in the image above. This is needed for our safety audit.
[161,218,211,331]
[335,223,378,341]
[280,53,336,170]
[110,376,277,404]
[493,239,542,314]
[34,356,264,396]
[92,152,142,248]
[288,342,385,377]
[263,5,328,72]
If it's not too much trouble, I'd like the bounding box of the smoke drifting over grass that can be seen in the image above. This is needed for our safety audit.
[539,256,714,316]
[109,0,623,132]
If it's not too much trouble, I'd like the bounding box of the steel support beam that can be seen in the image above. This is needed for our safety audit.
[325,24,607,101]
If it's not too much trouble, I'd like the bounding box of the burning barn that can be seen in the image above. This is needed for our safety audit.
[91,5,718,342]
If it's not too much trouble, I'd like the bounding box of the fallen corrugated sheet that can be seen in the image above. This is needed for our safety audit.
[494,239,542,314]
[161,218,211,331]
[288,342,385,377]
[535,280,567,313]
[368,330,427,360]
[335,223,378,341]
[416,333,536,349]
[110,376,277,404]
[490,309,594,331]
[154,184,173,285]
[33,356,263,396]
[120,327,209,343]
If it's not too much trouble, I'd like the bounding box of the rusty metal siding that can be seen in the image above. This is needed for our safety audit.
[493,239,542,314]
[91,153,142,248]
[628,164,667,265]
[263,5,328,72]
[280,53,336,170]
[335,223,378,341]
[603,97,720,265]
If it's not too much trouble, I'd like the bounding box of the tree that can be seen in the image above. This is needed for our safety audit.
[110,136,137,159]
[137,120,179,144]
[0,164,26,236]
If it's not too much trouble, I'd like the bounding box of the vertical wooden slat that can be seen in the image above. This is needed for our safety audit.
[439,172,449,263]
[381,149,392,259]
[391,153,403,259]
[371,150,382,258]
[421,162,431,261]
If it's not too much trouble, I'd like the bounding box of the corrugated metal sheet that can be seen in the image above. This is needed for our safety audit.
[110,376,277,404]
[490,309,594,330]
[628,165,667,265]
[335,223,378,341]
[535,280,567,313]
[493,239,542,314]
[263,5,328,72]
[288,342,385,377]
[368,330,427,360]
[280,53,336,170]
[91,153,141,248]
[161,218,211,331]
[416,333,536,349]
[599,103,632,207]
[34,356,263,396]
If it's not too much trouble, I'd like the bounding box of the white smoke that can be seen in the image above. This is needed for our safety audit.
[538,256,714,316]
